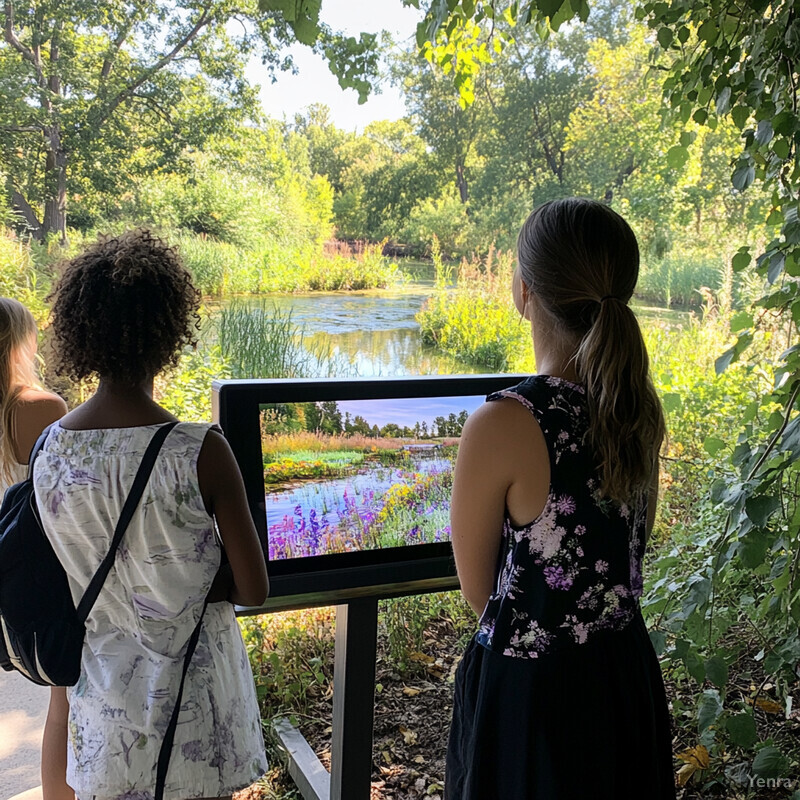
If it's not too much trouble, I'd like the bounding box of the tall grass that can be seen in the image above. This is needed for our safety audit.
[417,246,531,372]
[217,300,350,379]
[174,231,403,297]
[0,228,55,323]
[638,253,727,307]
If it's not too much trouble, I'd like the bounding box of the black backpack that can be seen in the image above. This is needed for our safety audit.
[0,421,177,686]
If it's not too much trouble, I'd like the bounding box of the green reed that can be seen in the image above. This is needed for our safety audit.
[217,299,349,379]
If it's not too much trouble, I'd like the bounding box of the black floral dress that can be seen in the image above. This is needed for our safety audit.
[445,376,675,800]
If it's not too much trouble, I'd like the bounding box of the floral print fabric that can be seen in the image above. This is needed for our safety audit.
[475,376,648,659]
[33,422,267,800]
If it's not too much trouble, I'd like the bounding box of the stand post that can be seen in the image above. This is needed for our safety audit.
[329,598,379,800]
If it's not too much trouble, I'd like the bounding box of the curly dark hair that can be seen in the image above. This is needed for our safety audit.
[48,229,201,384]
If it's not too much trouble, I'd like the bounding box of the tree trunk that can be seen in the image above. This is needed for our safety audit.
[9,186,43,237]
[41,124,68,243]
[456,162,468,204]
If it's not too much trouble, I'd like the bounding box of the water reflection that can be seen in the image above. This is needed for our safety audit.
[225,287,482,377]
[302,328,481,377]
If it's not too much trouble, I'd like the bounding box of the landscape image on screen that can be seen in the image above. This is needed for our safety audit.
[260,396,485,559]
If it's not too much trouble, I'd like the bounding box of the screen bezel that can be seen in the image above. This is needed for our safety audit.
[212,374,527,608]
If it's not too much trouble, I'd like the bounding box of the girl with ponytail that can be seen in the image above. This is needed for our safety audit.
[446,199,674,799]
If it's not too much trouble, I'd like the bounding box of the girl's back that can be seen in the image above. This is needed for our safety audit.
[34,420,267,799]
[34,230,268,800]
[476,375,647,659]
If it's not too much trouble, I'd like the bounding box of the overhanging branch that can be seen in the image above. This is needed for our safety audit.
[91,6,213,132]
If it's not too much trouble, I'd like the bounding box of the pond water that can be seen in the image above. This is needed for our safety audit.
[222,285,483,377]
[215,281,688,379]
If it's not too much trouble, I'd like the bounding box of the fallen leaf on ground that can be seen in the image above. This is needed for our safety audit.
[403,686,421,697]
[399,725,418,745]
[753,696,783,714]
[676,744,710,786]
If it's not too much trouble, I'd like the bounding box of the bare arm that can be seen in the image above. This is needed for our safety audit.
[197,428,268,607]
[450,402,523,614]
[12,391,68,463]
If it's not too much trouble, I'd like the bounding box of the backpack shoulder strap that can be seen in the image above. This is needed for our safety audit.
[76,422,179,622]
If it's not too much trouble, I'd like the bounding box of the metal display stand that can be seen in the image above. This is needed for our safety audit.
[273,598,380,800]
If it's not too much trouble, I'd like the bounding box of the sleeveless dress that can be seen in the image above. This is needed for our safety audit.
[445,376,675,800]
[33,421,268,800]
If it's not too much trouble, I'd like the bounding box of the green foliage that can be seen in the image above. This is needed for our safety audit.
[302,242,402,291]
[332,120,442,240]
[381,591,473,670]
[400,194,473,258]
[0,228,52,323]
[240,608,335,715]
[0,0,300,237]
[638,254,727,308]
[133,166,270,250]
[417,247,531,371]
[155,338,232,422]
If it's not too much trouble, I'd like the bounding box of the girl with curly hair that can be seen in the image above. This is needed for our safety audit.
[34,229,268,800]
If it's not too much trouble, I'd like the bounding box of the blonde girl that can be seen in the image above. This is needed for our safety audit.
[0,297,67,490]
[0,297,71,799]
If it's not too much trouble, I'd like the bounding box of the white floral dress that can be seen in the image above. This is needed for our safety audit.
[33,421,267,800]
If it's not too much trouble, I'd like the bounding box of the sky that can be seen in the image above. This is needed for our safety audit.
[336,396,485,430]
[246,0,422,131]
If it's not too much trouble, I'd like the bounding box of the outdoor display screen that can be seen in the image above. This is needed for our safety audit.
[213,375,526,606]
[260,396,484,560]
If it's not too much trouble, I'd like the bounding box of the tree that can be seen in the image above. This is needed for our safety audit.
[334,119,440,239]
[393,46,484,204]
[0,0,379,241]
[293,104,354,194]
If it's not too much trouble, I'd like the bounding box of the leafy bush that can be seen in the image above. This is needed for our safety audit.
[417,244,531,371]
[154,337,232,422]
[400,194,473,259]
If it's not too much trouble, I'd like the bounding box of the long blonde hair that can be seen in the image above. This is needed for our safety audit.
[516,198,665,503]
[0,298,40,483]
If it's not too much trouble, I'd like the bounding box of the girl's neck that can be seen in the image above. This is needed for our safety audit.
[531,316,581,384]
[59,377,177,430]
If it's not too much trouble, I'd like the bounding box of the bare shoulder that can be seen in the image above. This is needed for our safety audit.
[196,426,241,511]
[197,426,233,463]
[197,426,237,484]
[12,389,68,462]
[16,388,68,416]
[462,396,543,447]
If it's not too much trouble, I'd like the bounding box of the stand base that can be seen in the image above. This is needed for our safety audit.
[273,718,331,800]
[273,599,379,800]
